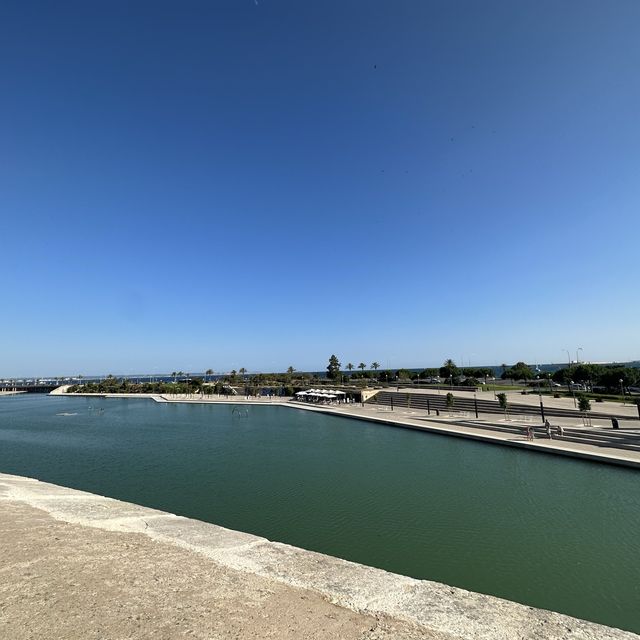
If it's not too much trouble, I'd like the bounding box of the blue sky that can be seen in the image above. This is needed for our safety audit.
[1,1,639,377]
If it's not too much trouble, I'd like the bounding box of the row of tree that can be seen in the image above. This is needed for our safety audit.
[66,377,298,397]
[326,356,381,379]
[66,359,640,394]
[325,356,493,385]
[498,361,640,393]
[551,364,640,391]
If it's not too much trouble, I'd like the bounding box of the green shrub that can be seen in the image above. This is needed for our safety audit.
[578,395,591,412]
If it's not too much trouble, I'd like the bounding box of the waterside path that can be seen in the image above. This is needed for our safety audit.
[51,389,640,469]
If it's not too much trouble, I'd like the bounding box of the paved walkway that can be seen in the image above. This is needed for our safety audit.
[146,394,640,468]
[52,390,640,468]
[286,401,640,468]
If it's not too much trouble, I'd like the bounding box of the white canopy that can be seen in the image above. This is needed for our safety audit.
[297,388,346,399]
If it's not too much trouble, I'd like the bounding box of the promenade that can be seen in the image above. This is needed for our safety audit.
[50,387,640,468]
[152,393,640,468]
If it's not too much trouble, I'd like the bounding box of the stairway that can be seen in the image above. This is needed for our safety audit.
[367,391,633,421]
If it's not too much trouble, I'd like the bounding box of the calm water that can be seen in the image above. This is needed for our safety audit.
[1,395,639,632]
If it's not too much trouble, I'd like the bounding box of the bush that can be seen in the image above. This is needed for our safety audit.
[578,395,591,412]
[595,397,603,402]
[553,393,561,398]
[445,392,455,409]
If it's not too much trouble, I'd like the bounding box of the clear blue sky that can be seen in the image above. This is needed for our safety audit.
[1,1,639,377]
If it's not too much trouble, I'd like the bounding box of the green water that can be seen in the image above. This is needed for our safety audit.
[1,394,639,632]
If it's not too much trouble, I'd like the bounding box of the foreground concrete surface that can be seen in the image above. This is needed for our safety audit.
[1,474,637,640]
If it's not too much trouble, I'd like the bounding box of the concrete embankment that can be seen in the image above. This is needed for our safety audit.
[51,388,640,468]
[1,472,637,640]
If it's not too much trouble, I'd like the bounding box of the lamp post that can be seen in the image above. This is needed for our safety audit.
[576,347,583,365]
[620,378,625,405]
[537,377,546,424]
[564,349,572,369]
[569,379,576,408]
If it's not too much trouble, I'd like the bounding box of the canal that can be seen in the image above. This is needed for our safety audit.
[1,394,639,632]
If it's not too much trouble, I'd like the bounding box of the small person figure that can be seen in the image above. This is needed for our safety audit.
[545,420,552,439]
[558,425,564,438]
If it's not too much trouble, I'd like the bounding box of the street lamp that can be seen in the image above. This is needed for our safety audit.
[564,349,572,369]
[620,378,625,405]
[569,379,577,408]
[576,347,583,364]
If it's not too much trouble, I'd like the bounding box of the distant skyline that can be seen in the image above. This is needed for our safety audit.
[4,356,640,380]
[2,1,639,378]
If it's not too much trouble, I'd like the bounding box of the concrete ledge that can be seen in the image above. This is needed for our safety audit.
[54,392,640,469]
[1,472,636,639]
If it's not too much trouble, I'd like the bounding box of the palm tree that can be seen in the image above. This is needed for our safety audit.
[239,367,247,380]
[371,362,380,371]
[171,371,177,383]
[205,369,213,382]
[358,362,367,372]
[230,369,237,381]
[442,359,458,387]
[346,363,354,372]
[287,366,296,375]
